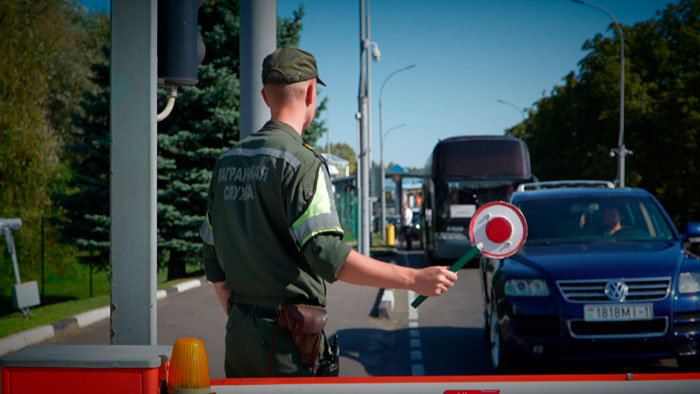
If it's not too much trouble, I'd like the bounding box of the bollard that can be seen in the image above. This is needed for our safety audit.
[386,223,395,246]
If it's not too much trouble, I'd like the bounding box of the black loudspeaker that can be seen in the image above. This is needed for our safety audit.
[158,0,204,86]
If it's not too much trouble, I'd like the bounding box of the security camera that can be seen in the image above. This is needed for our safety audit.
[0,218,22,232]
[372,46,381,62]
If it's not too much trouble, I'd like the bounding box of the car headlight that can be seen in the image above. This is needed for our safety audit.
[679,273,700,294]
[504,279,550,296]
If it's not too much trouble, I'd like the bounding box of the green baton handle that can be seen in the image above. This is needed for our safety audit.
[411,243,483,309]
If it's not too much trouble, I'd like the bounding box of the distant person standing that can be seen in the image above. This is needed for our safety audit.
[401,203,413,250]
[201,47,457,378]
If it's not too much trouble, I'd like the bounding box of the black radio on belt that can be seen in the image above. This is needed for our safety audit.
[316,334,340,377]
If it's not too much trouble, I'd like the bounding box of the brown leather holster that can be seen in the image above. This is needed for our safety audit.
[277,304,328,368]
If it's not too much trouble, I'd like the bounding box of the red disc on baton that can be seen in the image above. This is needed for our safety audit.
[485,217,513,243]
[469,202,527,258]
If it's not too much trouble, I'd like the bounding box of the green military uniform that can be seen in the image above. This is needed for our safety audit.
[200,118,351,377]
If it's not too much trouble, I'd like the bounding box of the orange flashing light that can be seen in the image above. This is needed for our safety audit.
[167,337,211,394]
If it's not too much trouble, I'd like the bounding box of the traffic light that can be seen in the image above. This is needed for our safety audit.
[157,0,205,86]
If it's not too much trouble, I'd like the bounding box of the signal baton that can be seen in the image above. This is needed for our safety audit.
[411,201,528,309]
[411,242,483,308]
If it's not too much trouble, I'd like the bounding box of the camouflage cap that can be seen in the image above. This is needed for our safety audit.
[262,47,326,86]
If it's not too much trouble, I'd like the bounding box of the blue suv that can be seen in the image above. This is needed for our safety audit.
[479,181,700,371]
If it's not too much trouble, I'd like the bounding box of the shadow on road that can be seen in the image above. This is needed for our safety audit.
[334,325,684,377]
[334,326,491,376]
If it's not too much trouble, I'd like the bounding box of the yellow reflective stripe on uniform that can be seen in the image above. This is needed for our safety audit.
[220,146,301,170]
[200,212,215,245]
[291,166,343,247]
[295,215,343,247]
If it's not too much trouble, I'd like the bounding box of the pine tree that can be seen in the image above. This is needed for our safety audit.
[60,1,325,279]
[157,1,325,279]
[58,45,111,269]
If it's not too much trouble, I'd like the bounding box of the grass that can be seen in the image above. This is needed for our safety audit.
[0,295,110,338]
[1,233,397,340]
[0,262,203,339]
[347,232,398,256]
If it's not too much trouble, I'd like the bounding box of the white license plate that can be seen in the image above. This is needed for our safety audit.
[450,204,476,218]
[583,303,653,321]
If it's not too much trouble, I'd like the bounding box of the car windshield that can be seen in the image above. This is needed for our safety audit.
[517,195,676,245]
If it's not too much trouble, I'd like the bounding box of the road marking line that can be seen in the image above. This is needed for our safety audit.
[407,290,418,320]
[411,364,425,375]
[407,288,425,376]
[410,350,423,361]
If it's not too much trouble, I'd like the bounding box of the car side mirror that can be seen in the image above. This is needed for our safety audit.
[683,222,700,256]
[683,222,700,242]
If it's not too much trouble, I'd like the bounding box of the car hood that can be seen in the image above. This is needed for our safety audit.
[510,241,683,279]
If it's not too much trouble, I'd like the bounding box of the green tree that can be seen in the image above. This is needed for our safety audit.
[514,0,699,226]
[329,142,357,174]
[0,1,105,275]
[58,44,111,270]
[157,1,323,279]
[304,95,328,147]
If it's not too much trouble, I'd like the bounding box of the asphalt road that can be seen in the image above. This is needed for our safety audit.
[44,248,682,378]
[43,248,487,378]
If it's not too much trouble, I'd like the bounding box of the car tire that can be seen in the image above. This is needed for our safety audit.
[677,355,700,371]
[483,309,491,340]
[490,306,515,373]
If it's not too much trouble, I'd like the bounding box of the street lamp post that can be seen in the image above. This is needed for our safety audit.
[572,0,627,187]
[358,0,381,255]
[496,99,526,120]
[379,64,415,242]
[380,123,405,240]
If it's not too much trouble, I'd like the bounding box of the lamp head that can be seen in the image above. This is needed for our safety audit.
[372,45,381,61]
[0,218,22,232]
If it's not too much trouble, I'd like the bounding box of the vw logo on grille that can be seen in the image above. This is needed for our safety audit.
[605,281,629,301]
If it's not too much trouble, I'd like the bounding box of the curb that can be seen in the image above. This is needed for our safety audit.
[377,288,395,319]
[0,277,208,357]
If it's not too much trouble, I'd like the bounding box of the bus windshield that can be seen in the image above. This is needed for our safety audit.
[436,139,530,179]
[423,136,533,261]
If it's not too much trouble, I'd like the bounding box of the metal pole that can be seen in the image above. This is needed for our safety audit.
[4,228,21,285]
[496,99,526,120]
[240,0,277,139]
[363,0,373,253]
[326,93,331,156]
[380,123,404,240]
[379,64,415,243]
[572,0,626,187]
[357,0,364,254]
[357,0,369,255]
[379,104,384,243]
[110,0,158,345]
[355,111,362,245]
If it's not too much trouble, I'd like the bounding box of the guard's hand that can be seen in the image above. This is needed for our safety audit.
[412,266,458,297]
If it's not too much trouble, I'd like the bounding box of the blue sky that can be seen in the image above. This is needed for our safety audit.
[85,0,675,169]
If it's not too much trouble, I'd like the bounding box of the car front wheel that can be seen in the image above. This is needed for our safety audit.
[490,305,514,372]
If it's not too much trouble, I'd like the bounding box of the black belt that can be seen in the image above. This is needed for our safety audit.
[235,302,280,319]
